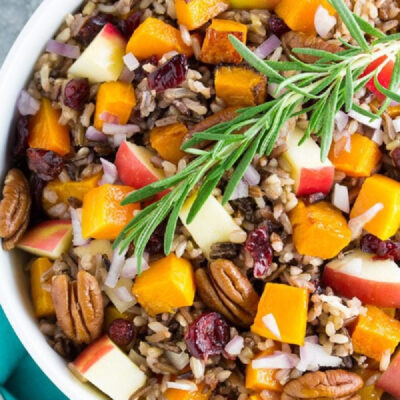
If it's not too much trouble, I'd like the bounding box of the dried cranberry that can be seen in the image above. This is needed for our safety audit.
[63,78,90,110]
[30,175,46,218]
[13,116,30,158]
[119,11,142,39]
[302,192,326,205]
[360,234,400,261]
[76,14,115,46]
[145,221,166,254]
[148,54,188,93]
[26,148,64,181]
[245,226,273,278]
[185,312,229,359]
[108,319,135,346]
[391,147,400,170]
[268,15,290,37]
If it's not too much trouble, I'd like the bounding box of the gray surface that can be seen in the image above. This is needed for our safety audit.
[0,0,43,66]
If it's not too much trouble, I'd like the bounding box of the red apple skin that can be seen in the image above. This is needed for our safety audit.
[102,23,126,43]
[296,166,335,197]
[322,266,400,307]
[73,336,114,374]
[377,351,400,397]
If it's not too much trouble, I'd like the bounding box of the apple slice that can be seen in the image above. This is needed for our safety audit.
[279,128,334,196]
[179,194,244,258]
[376,351,400,397]
[322,250,400,307]
[104,278,136,314]
[115,141,165,189]
[72,335,146,400]
[68,23,126,83]
[17,220,72,260]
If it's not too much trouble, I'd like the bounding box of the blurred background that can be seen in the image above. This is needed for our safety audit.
[0,0,42,64]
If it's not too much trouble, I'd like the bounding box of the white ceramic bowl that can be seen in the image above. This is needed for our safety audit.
[0,1,106,398]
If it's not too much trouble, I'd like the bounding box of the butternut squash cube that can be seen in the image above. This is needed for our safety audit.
[215,66,267,107]
[290,200,351,259]
[132,254,196,316]
[28,98,70,156]
[352,306,400,361]
[30,257,55,318]
[126,17,194,60]
[350,174,400,240]
[329,133,382,177]
[42,173,101,213]
[230,0,280,9]
[200,19,248,64]
[149,123,188,164]
[94,82,136,130]
[175,0,229,30]
[81,184,140,240]
[165,383,210,400]
[275,0,336,33]
[251,283,309,346]
[245,346,283,392]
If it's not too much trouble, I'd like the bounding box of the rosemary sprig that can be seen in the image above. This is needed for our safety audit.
[114,0,400,270]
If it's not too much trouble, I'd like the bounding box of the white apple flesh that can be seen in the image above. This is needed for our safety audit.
[322,250,400,307]
[68,23,126,83]
[280,128,335,196]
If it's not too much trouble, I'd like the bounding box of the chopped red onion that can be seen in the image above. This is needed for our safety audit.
[314,6,337,38]
[113,286,135,303]
[371,129,384,145]
[348,109,381,129]
[86,126,108,142]
[243,164,261,186]
[224,336,244,357]
[46,39,80,59]
[254,35,281,59]
[69,207,89,246]
[103,123,140,137]
[297,341,341,372]
[121,253,150,279]
[252,351,299,370]
[305,335,319,344]
[230,179,249,200]
[119,66,136,84]
[332,183,350,214]
[393,118,400,132]
[105,246,128,288]
[335,111,348,132]
[100,112,120,124]
[166,381,198,391]
[348,202,384,239]
[123,52,140,72]
[112,133,127,147]
[262,314,281,339]
[17,90,40,116]
[99,158,119,185]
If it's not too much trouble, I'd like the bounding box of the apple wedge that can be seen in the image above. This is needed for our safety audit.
[280,128,334,196]
[72,335,146,400]
[68,23,126,83]
[17,220,72,260]
[322,250,400,307]
[115,141,165,190]
[376,351,400,397]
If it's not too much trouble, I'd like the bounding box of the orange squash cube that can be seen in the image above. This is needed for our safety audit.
[350,175,400,240]
[94,82,136,130]
[175,0,229,30]
[246,346,283,392]
[352,306,400,361]
[126,17,193,60]
[275,0,336,33]
[329,133,382,177]
[251,283,309,346]
[149,123,188,164]
[42,173,101,213]
[132,254,196,316]
[200,19,248,64]
[30,257,55,318]
[28,98,70,156]
[165,383,210,400]
[290,200,352,259]
[81,184,140,240]
[215,66,267,107]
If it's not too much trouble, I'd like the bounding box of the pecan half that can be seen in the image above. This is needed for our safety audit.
[51,270,104,344]
[0,169,31,250]
[195,259,259,327]
[282,370,363,400]
[281,32,341,64]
